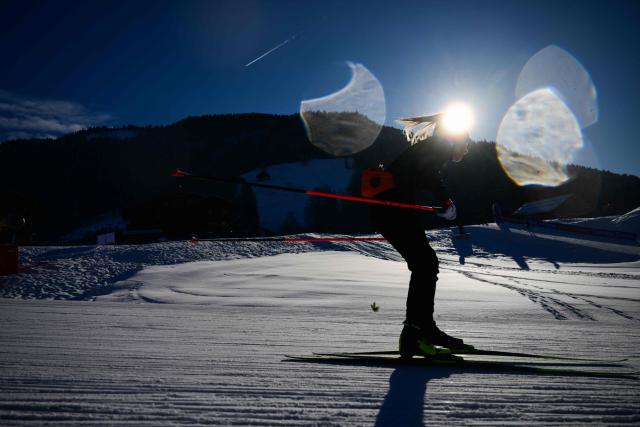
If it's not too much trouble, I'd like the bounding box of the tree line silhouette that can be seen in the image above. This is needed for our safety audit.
[1,113,638,243]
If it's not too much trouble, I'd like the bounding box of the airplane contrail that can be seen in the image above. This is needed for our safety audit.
[245,34,298,67]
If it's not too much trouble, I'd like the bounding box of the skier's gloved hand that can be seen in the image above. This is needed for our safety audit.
[437,199,457,221]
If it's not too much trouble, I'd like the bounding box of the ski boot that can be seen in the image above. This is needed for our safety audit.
[399,321,473,359]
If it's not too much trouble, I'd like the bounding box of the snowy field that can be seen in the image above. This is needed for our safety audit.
[1,219,639,425]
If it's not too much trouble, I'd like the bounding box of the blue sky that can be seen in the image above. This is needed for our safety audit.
[1,0,638,176]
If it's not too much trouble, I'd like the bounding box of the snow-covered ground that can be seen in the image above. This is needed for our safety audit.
[1,218,639,425]
[243,159,354,233]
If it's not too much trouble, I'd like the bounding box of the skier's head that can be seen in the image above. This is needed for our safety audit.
[432,124,468,162]
[397,105,472,162]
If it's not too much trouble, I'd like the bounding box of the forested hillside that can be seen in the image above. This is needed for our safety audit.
[1,113,638,243]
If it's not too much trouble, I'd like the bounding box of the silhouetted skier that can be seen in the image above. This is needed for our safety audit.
[365,113,473,357]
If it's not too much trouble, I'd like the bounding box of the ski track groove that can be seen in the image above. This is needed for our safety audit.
[457,265,639,322]
[460,271,591,321]
[1,228,639,425]
[1,299,639,426]
[545,288,638,321]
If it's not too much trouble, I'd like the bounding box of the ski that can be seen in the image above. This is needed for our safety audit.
[315,348,628,363]
[285,354,637,379]
[313,352,626,367]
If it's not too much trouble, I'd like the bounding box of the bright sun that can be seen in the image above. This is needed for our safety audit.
[442,103,474,135]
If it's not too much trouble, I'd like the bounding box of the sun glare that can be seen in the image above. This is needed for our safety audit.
[442,103,474,135]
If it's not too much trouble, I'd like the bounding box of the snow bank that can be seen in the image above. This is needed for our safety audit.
[556,206,640,235]
[612,206,640,230]
[1,223,639,425]
[3,223,638,302]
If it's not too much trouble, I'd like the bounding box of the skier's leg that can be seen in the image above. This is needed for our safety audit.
[371,206,470,354]
[370,207,437,325]
[403,241,470,350]
[404,243,438,326]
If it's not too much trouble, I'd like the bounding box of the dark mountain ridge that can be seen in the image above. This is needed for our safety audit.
[1,113,638,243]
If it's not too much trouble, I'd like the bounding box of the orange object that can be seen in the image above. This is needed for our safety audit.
[0,244,19,276]
[361,166,396,198]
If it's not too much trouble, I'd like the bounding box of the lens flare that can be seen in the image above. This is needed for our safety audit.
[442,103,474,135]
[497,88,583,187]
[300,62,386,156]
[516,45,598,129]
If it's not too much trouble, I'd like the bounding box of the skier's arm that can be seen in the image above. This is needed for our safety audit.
[413,141,456,219]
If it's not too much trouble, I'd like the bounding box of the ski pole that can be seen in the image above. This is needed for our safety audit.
[171,169,441,212]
